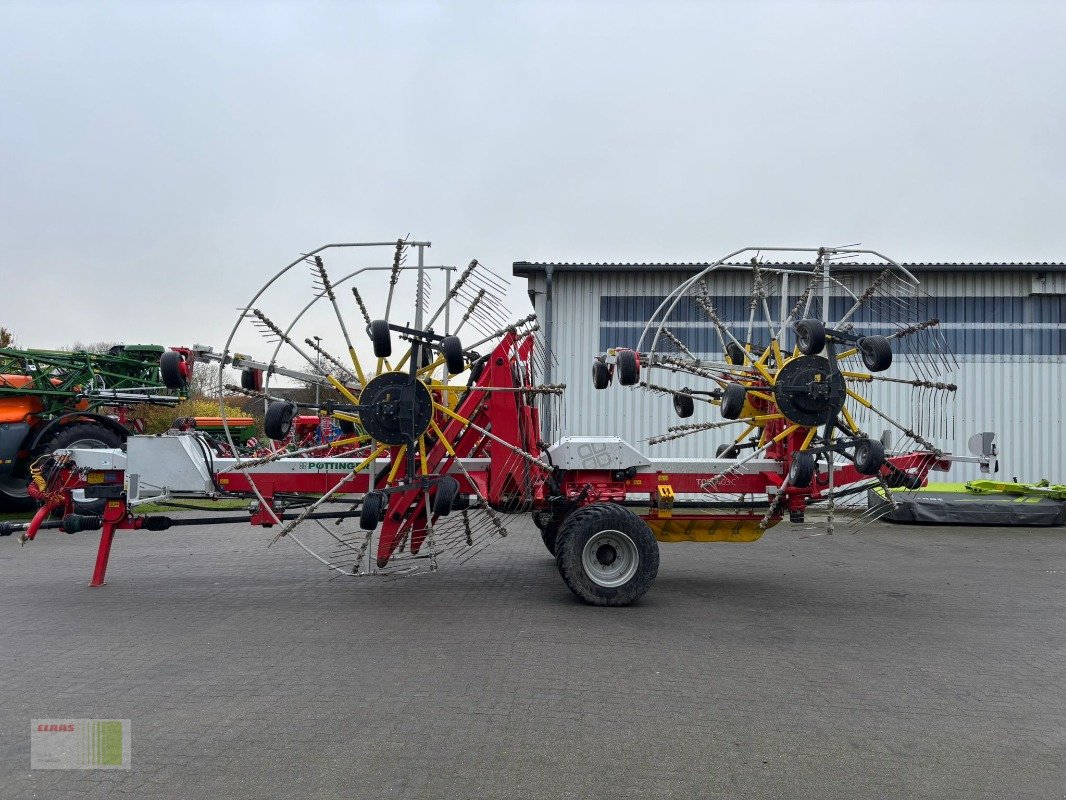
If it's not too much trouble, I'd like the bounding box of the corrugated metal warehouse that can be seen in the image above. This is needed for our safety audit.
[514,259,1066,482]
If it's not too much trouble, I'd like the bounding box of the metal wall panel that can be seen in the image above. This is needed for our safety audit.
[533,269,1066,483]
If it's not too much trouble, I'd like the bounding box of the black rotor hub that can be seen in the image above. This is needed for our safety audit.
[773,355,846,427]
[358,372,433,446]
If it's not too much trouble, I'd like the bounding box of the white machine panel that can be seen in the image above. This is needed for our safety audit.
[125,435,215,500]
[547,437,651,471]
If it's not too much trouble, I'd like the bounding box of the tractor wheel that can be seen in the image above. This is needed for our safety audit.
[795,319,826,355]
[432,476,460,517]
[616,350,639,386]
[264,401,296,441]
[859,335,893,372]
[716,443,740,459]
[159,350,187,390]
[368,320,392,358]
[673,391,694,418]
[725,341,747,366]
[360,491,387,530]
[240,368,263,391]
[788,451,817,488]
[554,503,659,606]
[441,336,465,375]
[720,383,746,420]
[40,423,124,514]
[0,474,37,512]
[591,359,610,390]
[854,438,886,475]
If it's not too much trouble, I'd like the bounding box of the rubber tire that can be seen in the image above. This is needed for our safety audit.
[369,320,392,358]
[795,319,826,355]
[360,491,387,530]
[592,359,610,390]
[788,451,817,488]
[264,401,296,441]
[725,341,746,366]
[854,438,886,475]
[432,476,459,517]
[554,503,659,607]
[467,355,488,386]
[716,443,740,459]
[616,350,639,386]
[240,368,262,391]
[886,470,923,490]
[533,511,564,556]
[337,418,357,436]
[159,350,187,390]
[673,392,694,418]
[441,336,465,375]
[859,335,893,372]
[40,423,125,514]
[720,383,746,420]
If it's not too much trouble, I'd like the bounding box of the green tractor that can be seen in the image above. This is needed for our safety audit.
[0,344,184,512]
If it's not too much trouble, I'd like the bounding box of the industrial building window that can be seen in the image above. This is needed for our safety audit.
[599,295,1066,356]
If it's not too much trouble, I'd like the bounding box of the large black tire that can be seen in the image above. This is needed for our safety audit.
[360,491,387,530]
[264,401,296,441]
[725,341,747,366]
[673,391,694,418]
[369,320,392,358]
[616,350,639,386]
[795,319,826,355]
[441,336,465,375]
[859,335,893,372]
[159,350,187,390]
[554,503,659,606]
[720,383,746,420]
[431,476,459,517]
[788,451,817,488]
[41,423,125,514]
[591,359,610,390]
[854,438,886,475]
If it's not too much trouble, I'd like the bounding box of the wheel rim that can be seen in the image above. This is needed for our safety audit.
[581,529,639,588]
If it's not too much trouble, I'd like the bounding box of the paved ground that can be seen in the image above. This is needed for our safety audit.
[0,514,1063,799]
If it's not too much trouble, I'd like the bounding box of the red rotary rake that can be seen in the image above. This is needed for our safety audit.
[6,242,990,606]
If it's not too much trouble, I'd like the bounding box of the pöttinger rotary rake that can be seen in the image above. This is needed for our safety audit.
[166,239,561,576]
[594,246,961,532]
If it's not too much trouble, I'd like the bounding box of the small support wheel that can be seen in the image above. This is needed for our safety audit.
[788,451,817,488]
[859,335,893,372]
[716,443,740,458]
[725,341,747,366]
[720,383,746,420]
[431,476,459,516]
[854,438,886,475]
[263,401,296,441]
[159,350,187,390]
[673,390,694,418]
[616,350,639,386]
[554,503,659,606]
[441,335,465,375]
[369,320,392,358]
[592,359,611,390]
[795,319,826,355]
[337,418,357,436]
[240,367,263,391]
[360,491,387,530]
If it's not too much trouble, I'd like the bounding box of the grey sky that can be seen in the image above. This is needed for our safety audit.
[2,0,1064,353]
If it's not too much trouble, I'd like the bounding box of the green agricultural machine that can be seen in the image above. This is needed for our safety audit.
[0,344,184,511]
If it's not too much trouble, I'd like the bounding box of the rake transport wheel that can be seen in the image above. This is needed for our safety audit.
[215,239,550,577]
[594,246,959,529]
[555,503,659,606]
